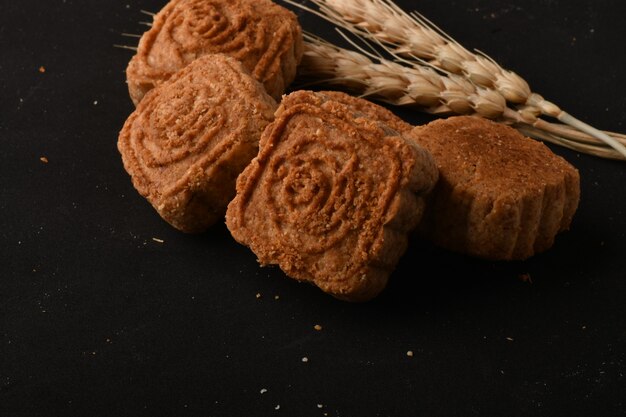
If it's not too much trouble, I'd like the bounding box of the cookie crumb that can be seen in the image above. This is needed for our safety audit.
[406,350,414,357]
[38,66,46,73]
[152,237,164,243]
[314,324,322,331]
[40,156,48,163]
[519,273,532,284]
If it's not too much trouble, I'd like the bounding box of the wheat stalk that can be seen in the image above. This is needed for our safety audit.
[301,33,507,115]
[300,34,625,159]
[285,0,626,159]
[515,125,623,160]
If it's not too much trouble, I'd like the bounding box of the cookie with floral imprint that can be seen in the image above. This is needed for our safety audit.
[126,0,302,105]
[118,54,277,233]
[226,91,438,301]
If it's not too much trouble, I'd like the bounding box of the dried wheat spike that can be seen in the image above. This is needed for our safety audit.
[300,36,624,159]
[300,34,507,118]
[286,0,626,159]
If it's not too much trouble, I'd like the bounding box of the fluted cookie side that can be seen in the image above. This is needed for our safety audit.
[226,91,438,301]
[409,116,580,260]
[118,54,277,233]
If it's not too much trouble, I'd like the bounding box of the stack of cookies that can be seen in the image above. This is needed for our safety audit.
[117,0,580,301]
[119,0,302,233]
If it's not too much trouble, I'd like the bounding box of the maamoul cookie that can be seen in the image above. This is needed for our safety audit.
[409,116,580,260]
[226,91,438,301]
[118,54,277,233]
[126,0,303,105]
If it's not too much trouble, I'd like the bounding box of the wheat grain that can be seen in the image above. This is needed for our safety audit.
[301,34,508,117]
[287,0,537,105]
[297,0,560,112]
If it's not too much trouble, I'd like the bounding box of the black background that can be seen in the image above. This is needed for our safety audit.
[1,0,625,416]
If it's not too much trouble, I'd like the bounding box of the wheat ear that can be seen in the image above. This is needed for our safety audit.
[300,34,510,116]
[285,0,626,159]
[300,35,625,159]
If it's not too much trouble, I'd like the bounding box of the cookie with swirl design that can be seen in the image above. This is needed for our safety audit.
[126,0,302,105]
[118,54,277,233]
[226,91,438,301]
[409,116,580,260]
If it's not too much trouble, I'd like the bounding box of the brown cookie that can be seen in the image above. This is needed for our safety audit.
[409,116,580,260]
[226,91,438,301]
[118,54,277,233]
[126,0,303,105]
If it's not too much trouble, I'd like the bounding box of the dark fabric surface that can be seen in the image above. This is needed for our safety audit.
[1,1,625,416]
